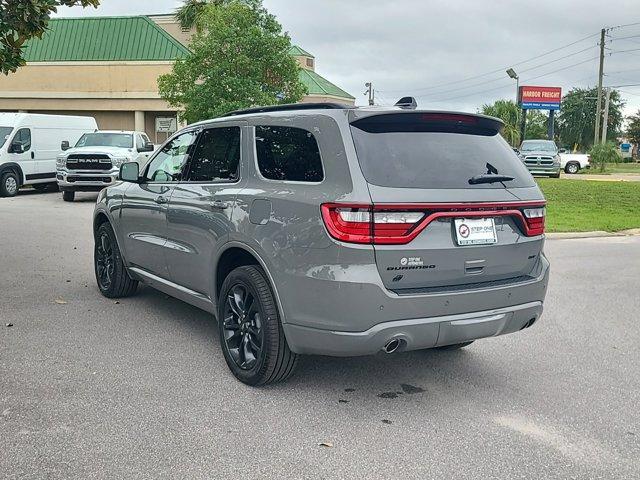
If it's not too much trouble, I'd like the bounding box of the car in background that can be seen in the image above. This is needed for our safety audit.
[559,149,590,174]
[56,130,155,202]
[0,113,97,197]
[518,140,561,178]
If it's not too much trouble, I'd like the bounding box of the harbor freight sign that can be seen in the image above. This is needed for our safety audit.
[519,86,562,110]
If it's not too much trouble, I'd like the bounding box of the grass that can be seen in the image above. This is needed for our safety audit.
[536,178,640,232]
[580,162,640,175]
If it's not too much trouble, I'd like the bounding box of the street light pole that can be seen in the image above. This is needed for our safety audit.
[506,68,522,146]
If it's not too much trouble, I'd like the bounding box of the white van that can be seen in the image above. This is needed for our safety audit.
[0,113,97,197]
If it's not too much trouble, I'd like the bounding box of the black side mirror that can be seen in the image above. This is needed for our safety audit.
[61,141,70,151]
[559,148,567,154]
[120,162,140,183]
[9,143,25,154]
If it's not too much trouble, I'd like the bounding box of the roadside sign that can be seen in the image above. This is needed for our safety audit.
[155,117,177,133]
[519,86,562,110]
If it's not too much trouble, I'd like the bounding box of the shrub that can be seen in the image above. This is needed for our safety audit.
[589,142,621,172]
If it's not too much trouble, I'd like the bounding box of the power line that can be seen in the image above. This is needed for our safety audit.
[610,48,640,54]
[378,32,599,95]
[609,21,640,30]
[409,45,597,100]
[425,56,598,103]
[607,83,640,88]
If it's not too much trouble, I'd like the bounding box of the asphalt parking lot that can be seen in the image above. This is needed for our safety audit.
[1,191,639,479]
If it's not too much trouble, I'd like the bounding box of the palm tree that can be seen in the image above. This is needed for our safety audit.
[176,0,210,31]
[176,0,260,31]
[480,100,521,146]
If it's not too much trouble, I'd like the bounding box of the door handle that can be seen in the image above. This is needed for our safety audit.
[31,152,34,159]
[210,200,230,210]
[155,195,168,204]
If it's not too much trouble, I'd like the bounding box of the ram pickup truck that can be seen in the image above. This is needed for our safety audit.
[56,131,154,201]
[518,140,561,178]
[559,151,590,174]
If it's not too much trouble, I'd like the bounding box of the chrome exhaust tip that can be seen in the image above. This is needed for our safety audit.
[382,339,401,354]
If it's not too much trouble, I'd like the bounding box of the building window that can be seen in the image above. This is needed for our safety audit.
[306,58,314,69]
[255,126,324,182]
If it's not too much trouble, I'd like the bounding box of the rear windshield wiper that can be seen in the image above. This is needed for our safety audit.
[468,174,515,185]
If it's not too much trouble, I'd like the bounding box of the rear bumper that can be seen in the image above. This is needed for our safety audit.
[284,301,543,356]
[280,253,550,356]
[57,169,118,190]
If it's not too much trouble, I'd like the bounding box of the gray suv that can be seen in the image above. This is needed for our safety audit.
[93,103,550,385]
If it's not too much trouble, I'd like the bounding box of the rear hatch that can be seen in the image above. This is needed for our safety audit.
[343,111,546,293]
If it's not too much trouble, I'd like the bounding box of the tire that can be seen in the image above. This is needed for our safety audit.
[434,341,474,351]
[94,222,138,298]
[551,172,561,179]
[564,162,580,174]
[62,190,75,202]
[218,265,298,386]
[0,171,19,197]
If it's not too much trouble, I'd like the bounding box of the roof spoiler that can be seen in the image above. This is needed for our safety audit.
[395,97,417,110]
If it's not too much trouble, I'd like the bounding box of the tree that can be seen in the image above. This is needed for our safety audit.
[159,1,307,123]
[0,0,100,75]
[480,100,520,146]
[524,110,549,141]
[557,87,624,151]
[626,110,640,145]
[589,142,620,172]
[176,0,260,31]
[480,99,551,146]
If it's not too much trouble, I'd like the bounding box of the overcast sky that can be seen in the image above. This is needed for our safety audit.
[57,0,640,115]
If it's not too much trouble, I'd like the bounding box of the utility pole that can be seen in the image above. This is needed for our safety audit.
[601,88,612,144]
[594,28,606,145]
[364,82,375,106]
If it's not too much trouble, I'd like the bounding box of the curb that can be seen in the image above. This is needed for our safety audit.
[546,229,640,239]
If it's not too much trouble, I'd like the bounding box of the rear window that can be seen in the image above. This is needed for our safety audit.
[255,126,323,182]
[350,113,535,189]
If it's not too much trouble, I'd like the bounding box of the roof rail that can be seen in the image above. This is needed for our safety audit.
[221,102,353,118]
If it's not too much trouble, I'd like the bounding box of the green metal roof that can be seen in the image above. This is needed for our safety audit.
[288,45,314,58]
[23,16,190,62]
[299,68,354,100]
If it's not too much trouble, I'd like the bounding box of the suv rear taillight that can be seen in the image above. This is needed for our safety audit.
[321,202,546,244]
[523,207,546,236]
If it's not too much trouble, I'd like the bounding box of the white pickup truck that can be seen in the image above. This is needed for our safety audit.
[559,150,590,174]
[56,130,154,201]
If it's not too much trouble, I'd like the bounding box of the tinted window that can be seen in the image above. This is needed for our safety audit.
[145,130,198,183]
[186,127,240,182]
[350,114,534,189]
[12,128,31,151]
[76,133,133,148]
[255,126,323,182]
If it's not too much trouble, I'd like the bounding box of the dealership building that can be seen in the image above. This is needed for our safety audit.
[0,15,355,142]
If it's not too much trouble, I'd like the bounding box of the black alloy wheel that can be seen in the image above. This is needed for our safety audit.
[222,284,264,371]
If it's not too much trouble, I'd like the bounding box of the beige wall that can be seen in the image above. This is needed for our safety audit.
[0,62,173,95]
[149,15,194,48]
[0,61,179,138]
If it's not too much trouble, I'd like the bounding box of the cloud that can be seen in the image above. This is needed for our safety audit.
[56,0,640,115]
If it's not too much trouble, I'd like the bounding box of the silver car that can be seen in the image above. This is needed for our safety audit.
[93,103,550,385]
